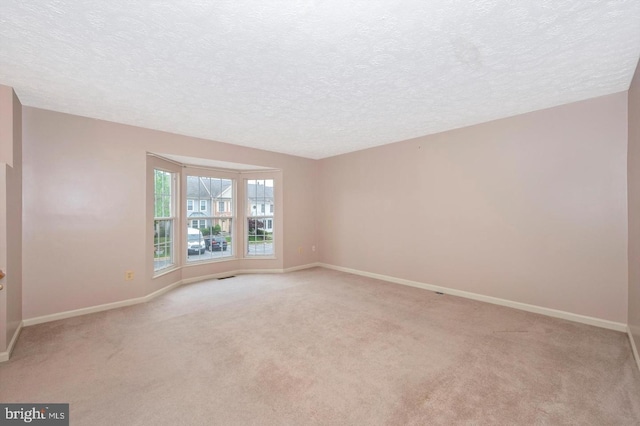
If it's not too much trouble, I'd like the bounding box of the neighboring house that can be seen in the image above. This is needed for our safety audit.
[246,183,274,232]
[186,177,233,232]
[185,179,274,233]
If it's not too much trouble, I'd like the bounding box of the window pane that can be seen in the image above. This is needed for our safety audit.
[246,179,274,257]
[154,170,172,218]
[155,196,162,217]
[187,175,234,263]
[154,169,174,272]
[154,219,173,271]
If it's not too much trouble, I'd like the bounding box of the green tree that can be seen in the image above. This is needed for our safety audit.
[154,169,172,217]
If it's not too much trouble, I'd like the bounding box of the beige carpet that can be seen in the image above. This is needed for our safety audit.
[1,267,639,425]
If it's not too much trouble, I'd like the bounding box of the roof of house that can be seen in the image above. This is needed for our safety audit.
[186,178,273,201]
[186,177,232,199]
[246,184,274,201]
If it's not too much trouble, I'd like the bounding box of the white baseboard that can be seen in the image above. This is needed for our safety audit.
[318,263,627,332]
[22,263,321,327]
[23,296,148,327]
[629,326,640,373]
[22,280,184,327]
[284,262,321,273]
[0,321,23,362]
[181,263,320,285]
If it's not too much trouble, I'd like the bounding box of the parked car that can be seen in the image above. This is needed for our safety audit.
[206,235,228,251]
[187,228,206,255]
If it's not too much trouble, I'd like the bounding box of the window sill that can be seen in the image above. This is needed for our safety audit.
[153,266,180,279]
[185,256,237,267]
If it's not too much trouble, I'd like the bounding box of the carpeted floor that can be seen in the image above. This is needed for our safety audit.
[1,267,639,425]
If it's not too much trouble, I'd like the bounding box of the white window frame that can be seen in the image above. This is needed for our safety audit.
[153,168,176,273]
[187,199,194,211]
[186,173,235,263]
[245,178,275,258]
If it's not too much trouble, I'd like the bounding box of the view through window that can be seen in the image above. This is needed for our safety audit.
[247,179,274,256]
[186,175,234,262]
[154,169,175,271]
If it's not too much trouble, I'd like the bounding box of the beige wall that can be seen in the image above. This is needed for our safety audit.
[0,86,22,351]
[628,59,640,349]
[22,107,319,319]
[17,87,633,326]
[319,92,629,323]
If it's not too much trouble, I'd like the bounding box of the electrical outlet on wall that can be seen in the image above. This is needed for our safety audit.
[125,270,135,281]
[312,245,316,252]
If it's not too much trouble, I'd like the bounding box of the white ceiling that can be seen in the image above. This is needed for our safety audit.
[1,1,639,159]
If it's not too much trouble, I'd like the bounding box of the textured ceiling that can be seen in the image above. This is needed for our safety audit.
[1,1,639,159]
